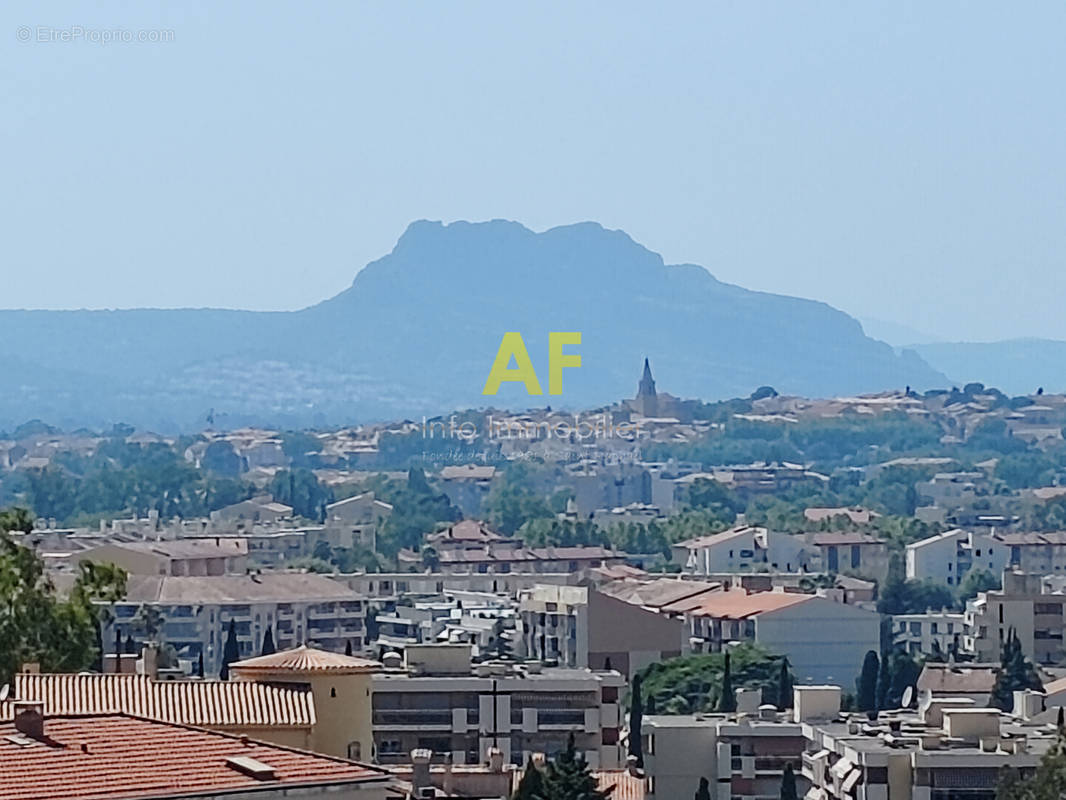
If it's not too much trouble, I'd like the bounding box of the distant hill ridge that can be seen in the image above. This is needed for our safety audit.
[0,219,949,430]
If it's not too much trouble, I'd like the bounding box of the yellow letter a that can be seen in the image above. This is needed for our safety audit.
[482,332,543,395]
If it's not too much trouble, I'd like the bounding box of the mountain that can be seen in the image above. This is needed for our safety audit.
[0,220,948,431]
[909,339,1066,397]
[858,317,943,347]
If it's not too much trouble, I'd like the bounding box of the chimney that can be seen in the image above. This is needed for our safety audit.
[141,643,159,680]
[411,748,432,795]
[14,701,45,739]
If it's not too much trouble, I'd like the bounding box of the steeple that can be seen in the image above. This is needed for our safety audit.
[638,358,656,398]
[635,358,658,417]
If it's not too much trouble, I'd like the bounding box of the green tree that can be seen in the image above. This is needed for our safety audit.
[511,756,545,800]
[781,762,799,800]
[958,569,1002,603]
[628,673,644,767]
[489,617,513,660]
[219,619,240,680]
[538,732,612,800]
[717,652,736,712]
[0,518,126,684]
[694,776,712,800]
[990,628,1043,710]
[777,656,793,710]
[996,736,1066,800]
[260,626,276,656]
[858,650,880,718]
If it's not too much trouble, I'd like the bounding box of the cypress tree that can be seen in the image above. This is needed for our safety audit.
[778,656,792,710]
[114,627,122,657]
[694,776,712,800]
[511,756,545,800]
[197,651,204,678]
[1058,706,1064,732]
[717,652,736,713]
[260,626,276,656]
[990,629,1043,710]
[628,674,644,767]
[781,762,799,800]
[539,732,611,800]
[876,651,892,710]
[858,650,880,718]
[345,639,353,657]
[219,619,240,681]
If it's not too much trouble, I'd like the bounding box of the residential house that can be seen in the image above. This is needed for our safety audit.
[673,526,808,575]
[803,532,889,579]
[964,570,1066,665]
[891,611,966,657]
[438,465,497,516]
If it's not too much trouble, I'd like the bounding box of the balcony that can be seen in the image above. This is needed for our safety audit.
[372,709,453,727]
[538,710,587,727]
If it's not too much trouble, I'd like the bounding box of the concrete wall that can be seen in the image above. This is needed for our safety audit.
[757,598,880,688]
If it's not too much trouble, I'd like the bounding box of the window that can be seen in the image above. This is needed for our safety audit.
[931,622,939,634]
[947,577,953,585]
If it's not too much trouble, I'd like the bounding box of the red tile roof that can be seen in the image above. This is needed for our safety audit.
[231,645,380,675]
[1,674,314,729]
[0,713,392,800]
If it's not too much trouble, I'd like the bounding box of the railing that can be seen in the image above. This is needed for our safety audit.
[373,709,453,726]
[538,710,586,726]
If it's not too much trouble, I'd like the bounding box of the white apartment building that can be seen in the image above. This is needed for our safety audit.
[371,644,623,769]
[673,526,808,575]
[107,573,366,677]
[905,529,1007,587]
[891,612,966,657]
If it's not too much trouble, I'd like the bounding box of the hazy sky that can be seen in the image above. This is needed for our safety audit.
[5,2,1065,342]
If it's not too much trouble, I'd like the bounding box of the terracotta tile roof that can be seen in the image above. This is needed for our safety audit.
[917,663,1000,694]
[660,588,812,618]
[1,674,314,729]
[594,770,646,800]
[427,519,506,543]
[0,713,391,800]
[231,645,380,675]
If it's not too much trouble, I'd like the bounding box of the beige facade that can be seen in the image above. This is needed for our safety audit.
[371,645,623,769]
[964,570,1066,665]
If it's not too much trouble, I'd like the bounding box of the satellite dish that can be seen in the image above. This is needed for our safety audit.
[901,686,914,709]
[0,684,9,702]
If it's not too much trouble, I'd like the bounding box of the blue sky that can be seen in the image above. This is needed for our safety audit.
[4,2,1064,342]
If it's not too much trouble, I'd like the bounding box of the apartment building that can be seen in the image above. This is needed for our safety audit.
[324,491,393,551]
[673,526,807,574]
[803,532,889,579]
[999,531,1066,574]
[891,612,966,657]
[643,688,809,800]
[905,529,1007,587]
[437,465,497,516]
[107,573,366,677]
[800,693,1054,800]
[964,570,1066,665]
[517,584,685,678]
[397,543,624,575]
[660,589,880,687]
[81,538,248,576]
[371,644,623,769]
